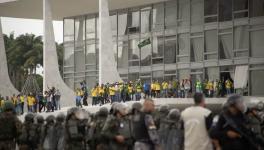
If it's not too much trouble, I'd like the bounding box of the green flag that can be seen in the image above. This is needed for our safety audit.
[138,38,151,48]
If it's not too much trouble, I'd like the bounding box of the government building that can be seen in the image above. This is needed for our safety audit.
[63,0,264,96]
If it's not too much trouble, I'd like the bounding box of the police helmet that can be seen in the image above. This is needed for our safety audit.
[25,113,35,123]
[257,102,264,111]
[114,103,128,115]
[226,94,247,113]
[98,107,108,117]
[159,104,170,114]
[56,113,66,123]
[132,102,142,112]
[36,115,44,124]
[167,109,181,122]
[109,102,119,114]
[1,100,15,112]
[46,115,55,124]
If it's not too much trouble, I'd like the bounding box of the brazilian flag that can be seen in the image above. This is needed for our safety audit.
[138,38,151,48]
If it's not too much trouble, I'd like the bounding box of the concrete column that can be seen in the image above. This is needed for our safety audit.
[43,0,75,106]
[99,0,122,84]
[0,17,19,97]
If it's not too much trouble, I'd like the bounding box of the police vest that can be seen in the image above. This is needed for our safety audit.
[133,112,151,141]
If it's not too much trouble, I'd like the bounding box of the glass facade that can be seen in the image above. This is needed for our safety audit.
[63,0,264,96]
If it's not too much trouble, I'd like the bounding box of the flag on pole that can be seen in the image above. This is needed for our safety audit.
[138,38,151,48]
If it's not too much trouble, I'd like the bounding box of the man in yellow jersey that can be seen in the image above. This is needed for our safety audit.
[109,84,116,103]
[155,80,161,98]
[98,84,105,105]
[91,85,98,106]
[27,93,36,112]
[161,80,169,98]
[225,79,232,95]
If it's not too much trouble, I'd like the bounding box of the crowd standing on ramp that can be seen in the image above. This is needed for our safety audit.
[1,93,264,150]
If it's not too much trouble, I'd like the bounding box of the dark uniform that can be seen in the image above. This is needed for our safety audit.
[54,113,66,150]
[42,115,56,150]
[18,113,39,150]
[0,101,22,150]
[210,95,264,150]
[65,108,89,150]
[101,103,133,150]
[133,111,160,150]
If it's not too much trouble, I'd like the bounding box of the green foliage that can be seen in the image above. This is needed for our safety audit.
[4,33,63,91]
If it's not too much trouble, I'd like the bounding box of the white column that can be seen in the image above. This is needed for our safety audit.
[0,17,19,97]
[99,0,122,84]
[43,0,75,107]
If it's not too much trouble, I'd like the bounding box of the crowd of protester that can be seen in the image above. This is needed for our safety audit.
[85,77,234,106]
[0,93,264,150]
[0,86,61,114]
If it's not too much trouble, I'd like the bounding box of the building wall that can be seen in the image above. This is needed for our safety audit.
[63,0,264,96]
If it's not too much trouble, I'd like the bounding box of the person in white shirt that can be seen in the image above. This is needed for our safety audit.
[181,93,213,150]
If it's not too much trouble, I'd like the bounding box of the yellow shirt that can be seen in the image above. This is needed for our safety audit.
[225,80,232,89]
[20,96,24,103]
[155,83,161,91]
[91,88,98,97]
[99,87,105,95]
[151,83,156,90]
[208,82,214,90]
[27,96,35,106]
[128,86,133,94]
[162,82,168,89]
[109,87,115,96]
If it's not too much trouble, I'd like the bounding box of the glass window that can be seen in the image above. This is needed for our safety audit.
[152,71,164,82]
[250,0,264,17]
[165,1,177,29]
[178,0,190,27]
[204,0,217,22]
[205,30,218,60]
[250,69,264,96]
[164,36,176,64]
[110,13,117,36]
[129,39,140,60]
[64,19,75,68]
[205,67,220,81]
[75,17,85,72]
[64,19,74,42]
[153,3,164,31]
[234,0,249,18]
[141,9,151,33]
[140,39,151,66]
[128,73,139,81]
[191,0,204,26]
[86,17,95,39]
[219,29,233,59]
[86,44,96,65]
[118,41,128,68]
[234,26,249,57]
[191,34,203,62]
[118,11,128,36]
[250,29,264,58]
[153,36,164,58]
[177,33,190,62]
[219,0,232,22]
[64,77,74,89]
[128,11,140,34]
[178,69,190,80]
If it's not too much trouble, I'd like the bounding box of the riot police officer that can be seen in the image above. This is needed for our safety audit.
[35,115,45,150]
[133,99,160,150]
[210,95,264,150]
[65,107,90,150]
[18,113,38,150]
[101,103,133,150]
[0,100,22,150]
[163,109,183,150]
[42,115,56,150]
[54,113,66,150]
[88,107,109,150]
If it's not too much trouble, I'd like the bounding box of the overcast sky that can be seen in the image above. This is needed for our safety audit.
[1,17,63,75]
[1,17,63,43]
